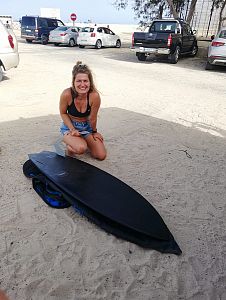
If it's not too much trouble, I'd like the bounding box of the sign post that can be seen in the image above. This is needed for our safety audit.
[70,13,77,27]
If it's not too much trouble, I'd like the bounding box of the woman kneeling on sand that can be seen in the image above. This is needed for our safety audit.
[59,61,106,160]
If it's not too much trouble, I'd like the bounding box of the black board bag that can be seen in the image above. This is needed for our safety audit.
[23,151,182,255]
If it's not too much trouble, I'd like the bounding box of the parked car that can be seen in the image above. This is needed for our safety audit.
[21,16,65,44]
[77,26,121,49]
[132,19,198,63]
[205,27,226,70]
[49,26,79,46]
[0,20,19,82]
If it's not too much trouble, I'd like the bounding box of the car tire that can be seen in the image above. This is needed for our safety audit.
[54,43,59,46]
[115,39,121,48]
[190,44,198,57]
[41,34,48,45]
[69,39,76,47]
[26,39,32,43]
[205,61,214,70]
[95,39,102,49]
[137,53,147,61]
[169,46,180,64]
[79,45,85,48]
[0,67,3,82]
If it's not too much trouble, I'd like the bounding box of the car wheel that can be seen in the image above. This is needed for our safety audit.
[26,39,32,43]
[169,46,180,64]
[0,67,3,82]
[95,39,102,49]
[190,44,198,57]
[41,34,48,45]
[69,39,76,47]
[54,43,59,46]
[115,39,121,48]
[137,53,147,61]
[205,61,214,70]
[79,45,85,48]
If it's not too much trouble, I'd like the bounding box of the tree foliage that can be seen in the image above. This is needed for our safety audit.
[113,0,198,25]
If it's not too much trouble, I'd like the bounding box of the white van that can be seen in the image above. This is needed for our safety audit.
[0,20,19,81]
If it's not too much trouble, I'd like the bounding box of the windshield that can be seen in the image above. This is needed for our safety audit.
[54,26,69,31]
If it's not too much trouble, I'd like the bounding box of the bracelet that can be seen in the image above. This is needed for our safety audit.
[92,129,97,133]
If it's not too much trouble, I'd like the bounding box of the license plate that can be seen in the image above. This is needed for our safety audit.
[25,29,31,32]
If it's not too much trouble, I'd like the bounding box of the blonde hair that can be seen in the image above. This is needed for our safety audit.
[72,61,97,95]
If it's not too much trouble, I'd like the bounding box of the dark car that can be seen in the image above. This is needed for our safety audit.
[132,19,198,63]
[21,16,64,44]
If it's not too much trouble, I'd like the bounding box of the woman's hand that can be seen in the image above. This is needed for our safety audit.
[92,132,103,142]
[69,128,80,137]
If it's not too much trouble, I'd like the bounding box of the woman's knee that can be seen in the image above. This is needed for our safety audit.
[92,150,107,160]
[74,144,87,154]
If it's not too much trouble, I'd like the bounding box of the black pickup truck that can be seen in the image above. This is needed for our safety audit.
[132,19,198,63]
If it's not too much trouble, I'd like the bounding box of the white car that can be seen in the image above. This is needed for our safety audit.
[49,26,80,47]
[77,26,121,49]
[0,20,19,81]
[206,27,226,70]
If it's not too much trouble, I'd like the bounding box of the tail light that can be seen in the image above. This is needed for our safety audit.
[8,35,14,49]
[132,32,134,47]
[90,33,96,37]
[167,34,172,47]
[60,33,68,36]
[211,41,225,47]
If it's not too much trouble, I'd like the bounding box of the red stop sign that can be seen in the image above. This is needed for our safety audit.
[70,13,77,21]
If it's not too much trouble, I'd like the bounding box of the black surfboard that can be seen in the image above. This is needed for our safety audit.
[23,151,182,255]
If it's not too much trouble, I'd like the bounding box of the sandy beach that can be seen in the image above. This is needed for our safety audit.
[0,26,226,300]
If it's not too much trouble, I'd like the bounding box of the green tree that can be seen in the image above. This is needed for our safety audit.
[113,0,198,25]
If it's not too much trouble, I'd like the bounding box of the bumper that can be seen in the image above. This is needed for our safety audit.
[1,52,19,71]
[131,47,170,55]
[49,37,69,44]
[21,34,38,41]
[208,56,226,66]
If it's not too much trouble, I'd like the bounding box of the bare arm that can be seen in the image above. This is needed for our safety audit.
[89,92,101,131]
[59,89,75,131]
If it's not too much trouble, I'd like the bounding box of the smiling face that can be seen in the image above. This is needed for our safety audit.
[74,73,90,95]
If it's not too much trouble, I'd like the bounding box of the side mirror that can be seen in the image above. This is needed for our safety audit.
[176,28,180,34]
[211,35,215,40]
[193,29,197,34]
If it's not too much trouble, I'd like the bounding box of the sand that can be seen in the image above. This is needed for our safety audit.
[0,27,226,300]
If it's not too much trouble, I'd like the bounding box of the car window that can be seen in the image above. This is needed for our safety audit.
[81,27,94,32]
[182,24,192,35]
[150,22,176,33]
[22,17,35,26]
[103,28,111,34]
[71,28,78,32]
[219,30,226,39]
[57,20,64,26]
[39,18,48,28]
[47,19,58,27]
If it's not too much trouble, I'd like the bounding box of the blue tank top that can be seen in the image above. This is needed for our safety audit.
[67,88,91,118]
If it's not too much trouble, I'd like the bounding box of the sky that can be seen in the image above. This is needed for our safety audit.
[1,0,137,24]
